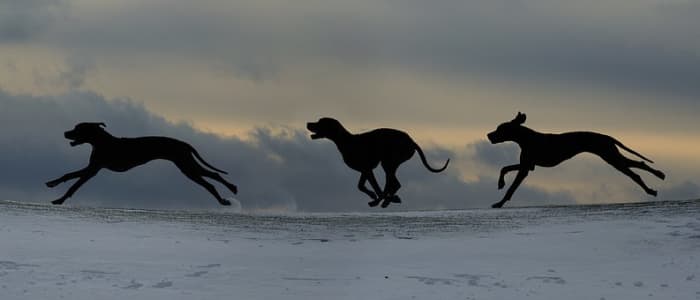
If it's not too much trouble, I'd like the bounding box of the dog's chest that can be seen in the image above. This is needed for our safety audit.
[339,147,381,171]
[92,146,155,172]
[523,140,581,167]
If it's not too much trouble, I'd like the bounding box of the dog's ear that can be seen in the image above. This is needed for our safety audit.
[512,112,526,125]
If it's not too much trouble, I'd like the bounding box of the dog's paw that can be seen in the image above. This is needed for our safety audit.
[368,200,381,207]
[491,202,504,208]
[219,199,232,206]
[230,184,238,195]
[51,199,65,205]
[46,181,59,188]
[389,195,402,203]
[497,179,505,190]
[380,199,392,208]
[647,189,658,197]
[366,191,378,200]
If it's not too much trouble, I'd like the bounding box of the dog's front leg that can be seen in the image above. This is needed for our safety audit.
[358,174,379,200]
[498,164,521,189]
[46,167,93,188]
[492,168,529,208]
[51,169,99,205]
[362,171,385,207]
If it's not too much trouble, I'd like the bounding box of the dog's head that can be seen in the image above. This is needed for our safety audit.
[64,122,107,146]
[306,117,345,140]
[487,112,527,144]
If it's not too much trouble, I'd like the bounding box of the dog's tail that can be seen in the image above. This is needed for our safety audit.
[414,142,450,173]
[614,139,654,163]
[190,147,229,174]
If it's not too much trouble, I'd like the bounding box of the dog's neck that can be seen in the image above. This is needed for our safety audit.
[508,126,542,147]
[327,126,353,149]
[87,130,117,146]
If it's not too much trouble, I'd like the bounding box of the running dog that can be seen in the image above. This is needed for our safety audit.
[46,122,237,205]
[307,117,449,208]
[487,112,665,208]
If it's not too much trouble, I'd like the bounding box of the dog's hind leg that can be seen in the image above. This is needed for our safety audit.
[176,161,231,205]
[201,169,238,195]
[493,168,529,208]
[601,151,659,196]
[184,173,231,206]
[610,163,658,196]
[626,159,665,180]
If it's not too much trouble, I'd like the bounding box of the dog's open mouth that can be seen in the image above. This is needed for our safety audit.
[306,122,322,139]
[487,132,501,144]
[66,137,83,147]
[64,131,82,146]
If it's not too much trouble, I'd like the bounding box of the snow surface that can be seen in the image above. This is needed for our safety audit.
[1,200,699,300]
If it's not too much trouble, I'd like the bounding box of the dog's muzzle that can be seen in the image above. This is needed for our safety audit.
[306,123,322,139]
[487,132,501,144]
[64,131,82,146]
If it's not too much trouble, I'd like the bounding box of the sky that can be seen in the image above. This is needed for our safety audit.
[0,0,698,211]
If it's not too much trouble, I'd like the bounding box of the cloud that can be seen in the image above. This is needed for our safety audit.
[0,88,576,211]
[55,55,95,89]
[4,0,699,143]
[472,140,519,167]
[32,0,700,98]
[2,1,697,210]
[662,181,700,201]
[0,0,64,42]
[32,55,96,90]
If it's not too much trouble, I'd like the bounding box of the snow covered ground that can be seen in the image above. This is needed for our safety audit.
[1,200,699,300]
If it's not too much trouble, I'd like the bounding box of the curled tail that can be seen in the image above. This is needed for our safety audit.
[190,147,229,174]
[414,142,450,173]
[614,139,654,163]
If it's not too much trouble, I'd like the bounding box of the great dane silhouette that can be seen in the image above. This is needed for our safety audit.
[307,117,449,208]
[487,112,665,208]
[46,122,237,205]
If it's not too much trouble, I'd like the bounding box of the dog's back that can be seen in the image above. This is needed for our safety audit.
[94,136,193,171]
[335,128,415,171]
[530,131,616,166]
[110,136,193,159]
[357,128,415,155]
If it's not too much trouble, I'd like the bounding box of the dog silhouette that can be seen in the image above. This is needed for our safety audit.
[46,122,237,205]
[487,112,665,208]
[307,117,449,208]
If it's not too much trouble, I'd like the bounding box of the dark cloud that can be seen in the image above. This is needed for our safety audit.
[472,140,519,167]
[56,55,95,89]
[33,55,96,90]
[0,89,575,211]
[43,0,700,99]
[661,181,700,201]
[0,0,64,42]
